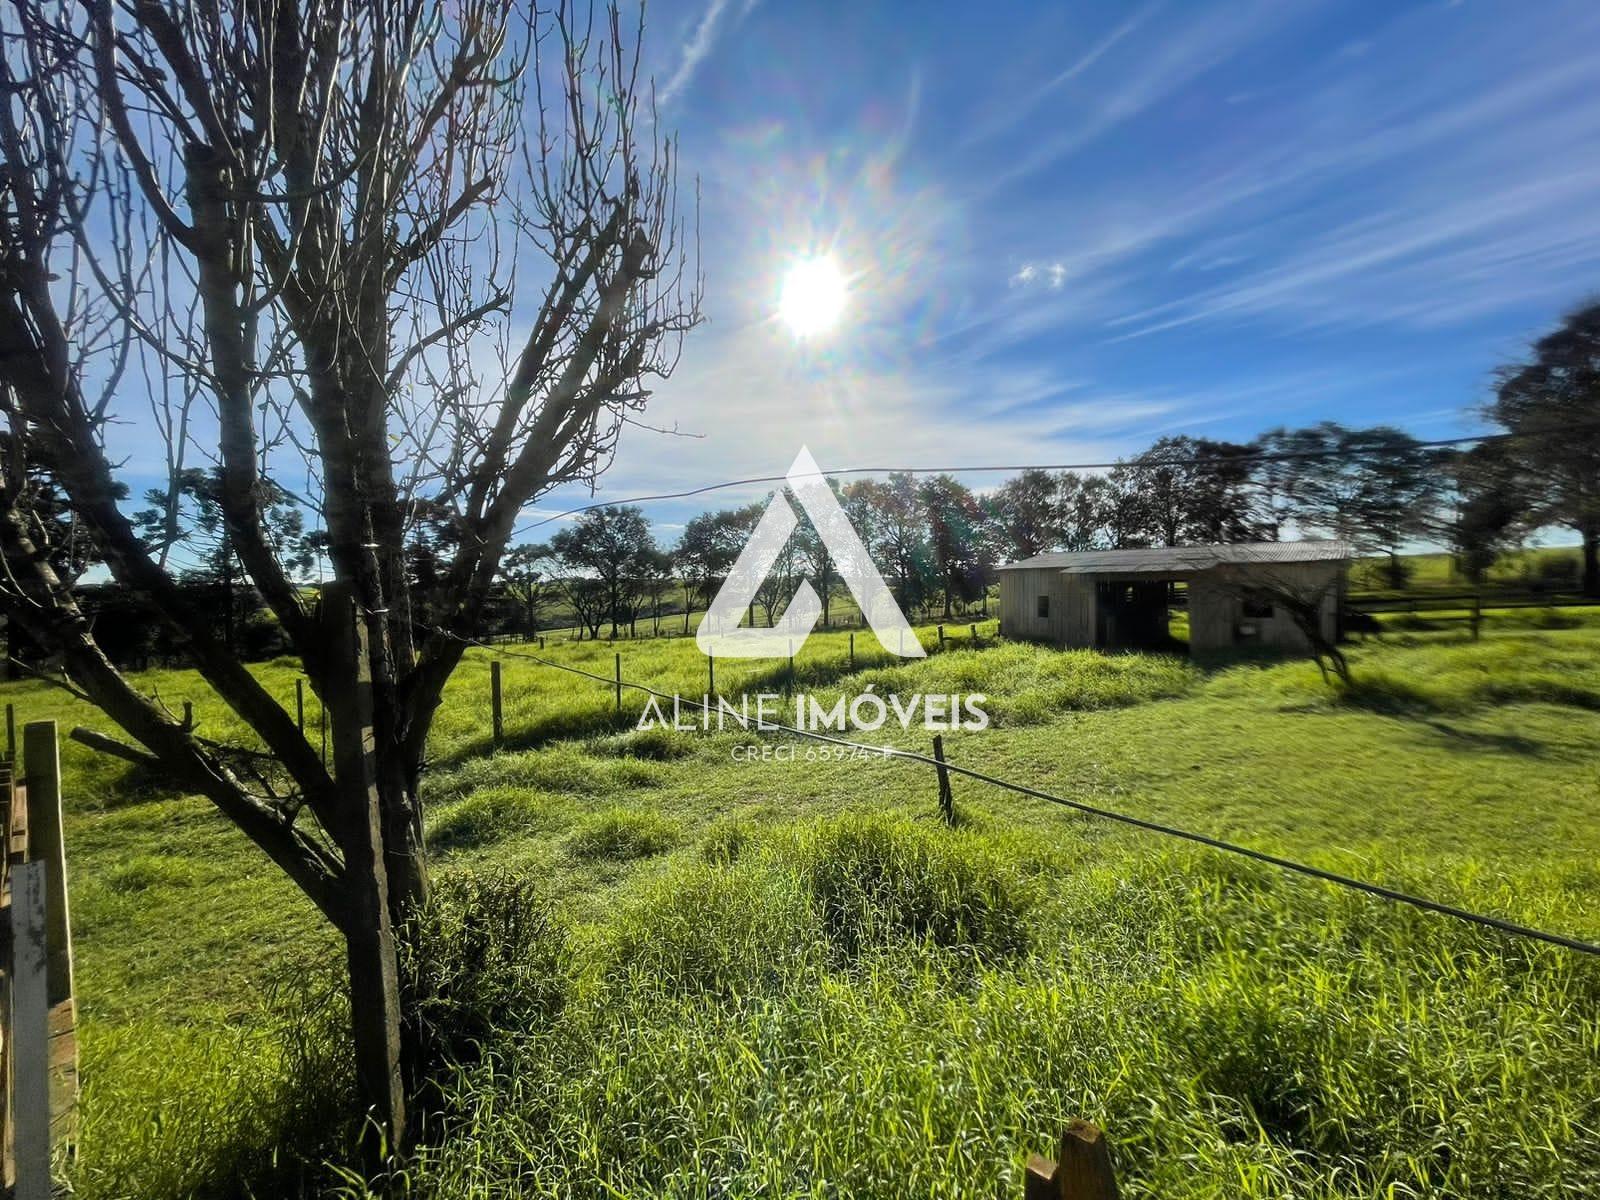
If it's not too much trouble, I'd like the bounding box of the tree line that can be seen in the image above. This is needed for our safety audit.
[503,303,1600,637]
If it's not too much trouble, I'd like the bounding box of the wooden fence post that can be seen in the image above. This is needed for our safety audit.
[490,660,504,746]
[849,632,855,670]
[938,624,945,649]
[932,734,954,826]
[708,652,715,700]
[9,863,49,1200]
[1024,1120,1120,1199]
[24,722,72,1012]
[295,678,305,734]
[788,640,795,696]
[970,623,977,643]
[615,653,622,712]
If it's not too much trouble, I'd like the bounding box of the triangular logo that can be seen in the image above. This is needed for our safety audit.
[696,447,926,659]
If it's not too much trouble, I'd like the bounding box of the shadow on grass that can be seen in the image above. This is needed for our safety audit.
[1416,720,1547,757]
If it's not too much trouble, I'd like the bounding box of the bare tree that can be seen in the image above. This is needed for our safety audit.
[0,0,698,1143]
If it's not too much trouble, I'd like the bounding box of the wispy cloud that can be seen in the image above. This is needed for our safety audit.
[963,3,1160,148]
[659,0,758,106]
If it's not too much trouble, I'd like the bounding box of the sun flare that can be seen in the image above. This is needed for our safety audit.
[778,255,848,338]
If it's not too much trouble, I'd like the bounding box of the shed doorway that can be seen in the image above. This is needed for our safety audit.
[1094,580,1178,650]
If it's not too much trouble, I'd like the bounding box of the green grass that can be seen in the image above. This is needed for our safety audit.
[25,622,1600,1196]
[1349,542,1585,597]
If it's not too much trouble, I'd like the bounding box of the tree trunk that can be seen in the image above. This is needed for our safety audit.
[1584,531,1599,598]
[322,582,407,1150]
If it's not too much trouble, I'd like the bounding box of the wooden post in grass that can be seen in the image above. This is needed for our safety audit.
[788,640,795,695]
[938,624,945,649]
[24,722,72,1011]
[932,734,954,826]
[295,678,305,734]
[24,720,77,1160]
[1024,1120,1120,1199]
[708,652,715,699]
[615,653,623,712]
[849,632,855,670]
[10,862,49,1200]
[970,623,977,643]
[181,701,193,731]
[490,660,504,746]
[539,635,546,651]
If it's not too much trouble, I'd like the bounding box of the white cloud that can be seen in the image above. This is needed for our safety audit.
[658,0,758,106]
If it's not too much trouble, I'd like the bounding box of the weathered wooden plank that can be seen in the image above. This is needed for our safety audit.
[47,1001,76,1149]
[10,861,50,1200]
[24,722,72,1010]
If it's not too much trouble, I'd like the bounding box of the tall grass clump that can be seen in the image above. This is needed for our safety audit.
[70,999,350,1200]
[780,813,1032,962]
[605,860,823,998]
[398,872,569,1086]
[566,808,680,861]
[425,786,572,850]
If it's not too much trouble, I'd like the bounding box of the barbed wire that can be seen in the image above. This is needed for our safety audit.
[427,624,1600,960]
[510,419,1600,535]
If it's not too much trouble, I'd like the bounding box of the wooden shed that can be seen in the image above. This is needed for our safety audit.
[997,541,1351,655]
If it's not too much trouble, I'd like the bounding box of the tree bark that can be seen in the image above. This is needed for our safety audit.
[1583,530,1599,597]
[322,582,406,1150]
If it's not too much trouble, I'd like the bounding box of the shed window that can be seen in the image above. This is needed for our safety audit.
[1242,591,1274,619]
[1036,594,1050,619]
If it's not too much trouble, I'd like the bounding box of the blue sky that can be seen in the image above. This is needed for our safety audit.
[519,0,1600,540]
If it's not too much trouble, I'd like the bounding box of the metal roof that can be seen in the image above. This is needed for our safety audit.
[997,540,1353,575]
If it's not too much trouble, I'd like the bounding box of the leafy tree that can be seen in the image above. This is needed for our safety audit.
[674,507,752,628]
[791,478,849,627]
[1269,423,1443,579]
[134,467,316,655]
[989,469,1063,559]
[1059,473,1111,551]
[1446,443,1527,584]
[1113,437,1204,546]
[1106,436,1264,547]
[637,547,675,634]
[846,475,931,614]
[919,474,992,617]
[1186,439,1266,543]
[500,544,554,636]
[1489,300,1600,595]
[1102,469,1155,549]
[550,506,660,638]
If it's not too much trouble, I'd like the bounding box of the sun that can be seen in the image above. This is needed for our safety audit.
[778,255,848,338]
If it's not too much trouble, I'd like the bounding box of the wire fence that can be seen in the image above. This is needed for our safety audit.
[512,419,1600,534]
[427,624,1600,961]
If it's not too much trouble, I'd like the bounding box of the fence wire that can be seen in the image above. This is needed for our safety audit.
[427,625,1600,961]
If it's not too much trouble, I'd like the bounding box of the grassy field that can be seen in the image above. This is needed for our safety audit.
[22,617,1600,1197]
